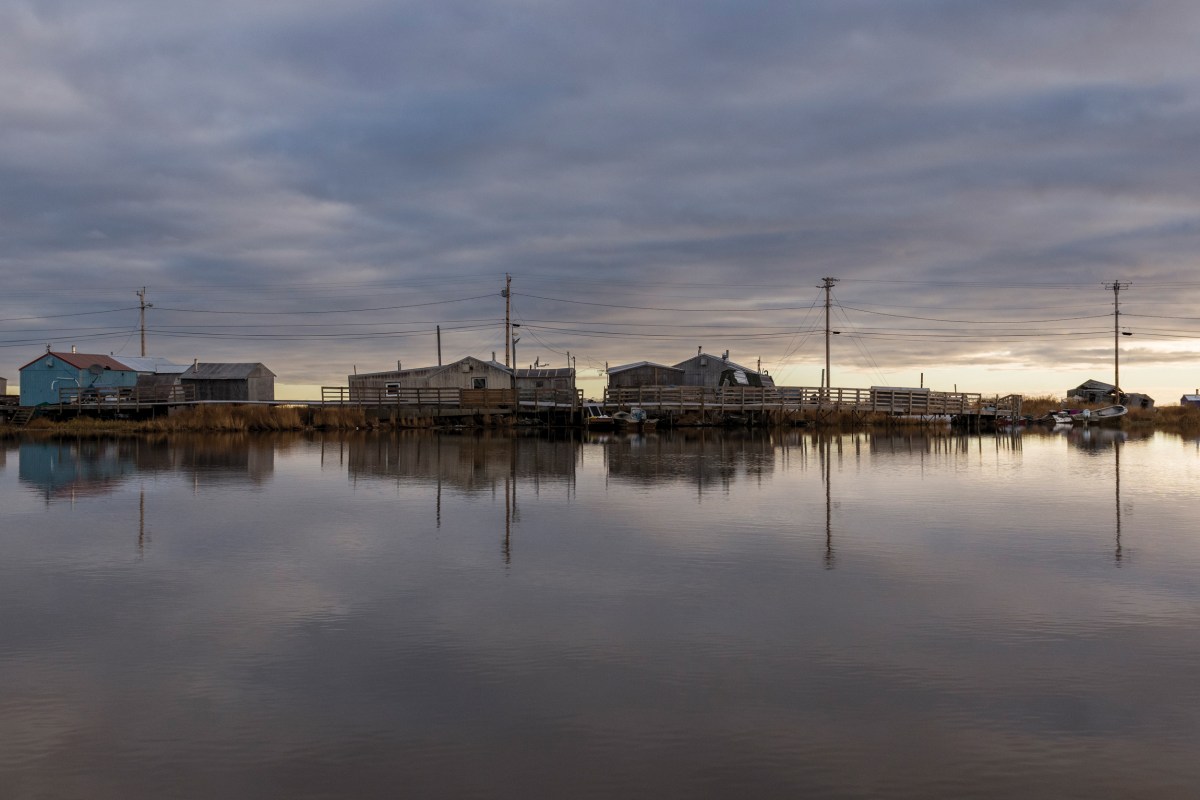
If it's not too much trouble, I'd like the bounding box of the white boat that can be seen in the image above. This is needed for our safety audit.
[1050,405,1127,425]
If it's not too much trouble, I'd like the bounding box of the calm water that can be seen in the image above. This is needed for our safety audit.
[2,428,1199,799]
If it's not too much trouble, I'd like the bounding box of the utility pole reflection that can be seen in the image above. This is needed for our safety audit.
[822,435,836,569]
[1114,439,1123,566]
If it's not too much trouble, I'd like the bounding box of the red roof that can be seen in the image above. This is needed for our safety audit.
[19,351,134,372]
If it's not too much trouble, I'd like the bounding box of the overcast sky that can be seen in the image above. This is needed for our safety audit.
[4,0,1200,400]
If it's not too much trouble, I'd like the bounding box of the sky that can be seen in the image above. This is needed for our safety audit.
[4,0,1200,402]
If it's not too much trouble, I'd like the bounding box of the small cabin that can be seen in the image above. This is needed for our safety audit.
[349,356,512,398]
[516,367,576,393]
[674,352,773,389]
[117,356,190,398]
[1122,392,1155,410]
[181,362,275,402]
[607,361,685,389]
[1068,379,1153,409]
[1181,394,1200,408]
[18,351,138,406]
[1067,379,1117,404]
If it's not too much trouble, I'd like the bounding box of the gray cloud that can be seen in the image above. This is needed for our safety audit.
[3,1,1200,395]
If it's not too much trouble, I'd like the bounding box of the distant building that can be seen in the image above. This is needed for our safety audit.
[1123,392,1155,410]
[349,356,512,397]
[18,351,138,406]
[1067,379,1154,409]
[0,376,7,396]
[181,363,275,402]
[606,361,685,389]
[113,356,190,397]
[673,351,774,389]
[1067,379,1117,403]
[1181,394,1200,408]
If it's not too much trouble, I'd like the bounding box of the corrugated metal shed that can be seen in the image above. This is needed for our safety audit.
[183,363,276,380]
[182,362,276,402]
[673,352,771,389]
[349,356,512,396]
[114,356,190,374]
[606,361,685,389]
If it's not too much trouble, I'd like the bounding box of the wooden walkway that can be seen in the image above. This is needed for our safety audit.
[603,386,986,415]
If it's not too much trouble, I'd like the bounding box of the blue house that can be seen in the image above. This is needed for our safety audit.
[18,351,138,406]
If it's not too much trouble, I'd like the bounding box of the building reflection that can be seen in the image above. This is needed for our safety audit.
[603,429,776,491]
[342,430,578,493]
[17,434,279,502]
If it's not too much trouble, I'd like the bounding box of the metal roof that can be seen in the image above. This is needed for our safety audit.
[20,351,133,372]
[607,361,682,374]
[113,356,190,374]
[516,368,575,378]
[182,362,275,379]
[673,353,758,374]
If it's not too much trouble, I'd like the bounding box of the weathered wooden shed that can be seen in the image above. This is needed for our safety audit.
[1068,379,1117,404]
[673,352,773,389]
[1123,392,1155,410]
[181,363,275,402]
[349,356,512,397]
[0,376,7,396]
[606,361,685,389]
[18,351,138,406]
[516,367,576,392]
[1181,394,1200,408]
[1068,379,1154,409]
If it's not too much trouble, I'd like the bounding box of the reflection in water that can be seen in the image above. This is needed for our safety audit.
[1114,439,1123,565]
[4,430,1200,799]
[17,435,279,502]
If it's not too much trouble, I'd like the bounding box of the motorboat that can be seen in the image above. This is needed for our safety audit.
[583,403,615,430]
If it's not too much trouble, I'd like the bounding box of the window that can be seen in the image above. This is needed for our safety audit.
[472,377,486,389]
[384,382,400,397]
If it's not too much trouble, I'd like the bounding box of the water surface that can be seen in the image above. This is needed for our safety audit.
[2,428,1198,799]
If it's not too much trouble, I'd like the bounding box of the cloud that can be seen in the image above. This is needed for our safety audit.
[3,1,1200,395]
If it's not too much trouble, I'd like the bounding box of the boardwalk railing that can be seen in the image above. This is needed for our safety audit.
[57,384,196,409]
[604,386,982,414]
[323,386,582,410]
[325,386,477,406]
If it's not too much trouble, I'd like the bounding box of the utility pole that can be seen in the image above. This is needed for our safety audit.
[136,287,152,357]
[436,325,442,366]
[1105,280,1131,402]
[502,274,512,367]
[820,277,838,388]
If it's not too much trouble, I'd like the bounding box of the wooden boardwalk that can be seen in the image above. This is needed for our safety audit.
[7,384,1021,429]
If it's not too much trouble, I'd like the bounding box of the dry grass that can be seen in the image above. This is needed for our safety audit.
[309,406,369,430]
[1144,404,1200,433]
[140,405,306,432]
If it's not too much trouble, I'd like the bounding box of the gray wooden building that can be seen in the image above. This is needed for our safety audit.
[182,363,276,402]
[349,356,512,396]
[606,361,685,389]
[0,376,7,396]
[516,367,576,392]
[1068,378,1154,409]
[673,351,774,389]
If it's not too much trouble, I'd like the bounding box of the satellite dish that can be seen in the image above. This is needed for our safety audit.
[88,364,104,375]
